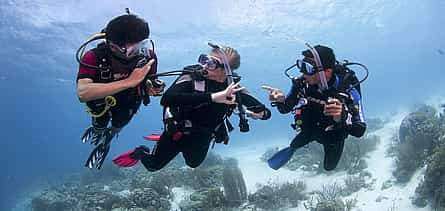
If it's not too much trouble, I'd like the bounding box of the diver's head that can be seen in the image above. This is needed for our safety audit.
[198,46,240,82]
[104,14,150,60]
[298,45,335,85]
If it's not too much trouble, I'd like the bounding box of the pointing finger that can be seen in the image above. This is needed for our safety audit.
[261,85,278,92]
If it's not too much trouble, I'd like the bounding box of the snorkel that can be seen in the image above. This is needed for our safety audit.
[207,42,235,84]
[208,42,249,132]
[305,43,329,90]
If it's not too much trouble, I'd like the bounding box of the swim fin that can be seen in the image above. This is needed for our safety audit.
[267,147,296,170]
[143,134,161,141]
[112,145,150,168]
[85,129,114,169]
[81,126,105,145]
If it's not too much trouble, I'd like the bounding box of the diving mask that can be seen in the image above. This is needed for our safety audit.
[197,54,225,70]
[109,39,153,60]
[296,59,318,75]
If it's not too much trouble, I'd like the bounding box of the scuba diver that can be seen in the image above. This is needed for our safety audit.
[262,44,367,171]
[112,44,271,170]
[76,10,165,169]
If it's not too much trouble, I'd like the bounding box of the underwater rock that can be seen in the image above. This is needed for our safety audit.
[375,195,389,202]
[314,199,345,211]
[413,144,445,209]
[395,108,442,182]
[222,158,247,206]
[341,175,372,196]
[77,189,121,211]
[129,187,170,211]
[80,163,125,186]
[31,190,78,211]
[411,195,428,208]
[399,109,438,144]
[381,180,393,190]
[179,188,226,211]
[248,181,307,210]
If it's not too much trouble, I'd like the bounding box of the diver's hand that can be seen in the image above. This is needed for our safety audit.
[261,85,285,103]
[211,82,244,105]
[125,59,155,88]
[146,79,166,96]
[245,110,265,120]
[324,98,343,122]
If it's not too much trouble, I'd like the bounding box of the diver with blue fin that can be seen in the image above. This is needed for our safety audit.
[76,9,165,169]
[262,44,367,171]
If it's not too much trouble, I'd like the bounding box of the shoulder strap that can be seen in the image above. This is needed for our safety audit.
[335,64,361,97]
[92,43,113,82]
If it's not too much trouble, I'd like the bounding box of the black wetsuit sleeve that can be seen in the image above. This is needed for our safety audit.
[275,82,301,114]
[160,80,212,107]
[239,92,271,120]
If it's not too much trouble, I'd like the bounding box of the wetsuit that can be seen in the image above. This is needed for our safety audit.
[139,74,271,171]
[275,73,366,171]
[77,45,158,129]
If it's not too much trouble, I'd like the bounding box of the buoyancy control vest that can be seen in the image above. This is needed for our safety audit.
[86,43,155,115]
[292,64,362,131]
[162,74,234,145]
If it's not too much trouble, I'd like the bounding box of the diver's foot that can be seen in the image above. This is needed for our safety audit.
[131,145,151,159]
[81,126,106,145]
[113,145,150,167]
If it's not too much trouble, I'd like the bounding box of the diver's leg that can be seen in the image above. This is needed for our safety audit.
[85,105,133,169]
[182,132,213,168]
[322,138,345,171]
[139,132,181,171]
[290,129,313,150]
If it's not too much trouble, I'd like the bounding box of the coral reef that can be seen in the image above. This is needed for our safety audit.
[222,158,247,207]
[247,181,307,210]
[393,106,442,182]
[31,152,251,211]
[304,183,357,211]
[413,143,445,209]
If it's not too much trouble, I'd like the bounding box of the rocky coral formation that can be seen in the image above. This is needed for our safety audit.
[31,152,252,211]
[31,189,78,211]
[222,158,247,207]
[179,188,226,211]
[413,143,445,209]
[393,105,442,182]
[247,181,307,210]
[304,183,357,211]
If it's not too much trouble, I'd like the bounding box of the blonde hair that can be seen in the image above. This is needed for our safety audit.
[211,46,241,70]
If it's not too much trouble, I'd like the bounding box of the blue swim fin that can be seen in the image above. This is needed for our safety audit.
[267,147,296,170]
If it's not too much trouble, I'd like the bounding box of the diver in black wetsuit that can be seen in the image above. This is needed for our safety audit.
[263,44,367,171]
[113,45,271,171]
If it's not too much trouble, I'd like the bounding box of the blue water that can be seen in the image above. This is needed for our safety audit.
[1,0,444,210]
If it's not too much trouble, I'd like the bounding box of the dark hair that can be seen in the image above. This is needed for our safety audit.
[104,14,149,46]
[302,45,336,69]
